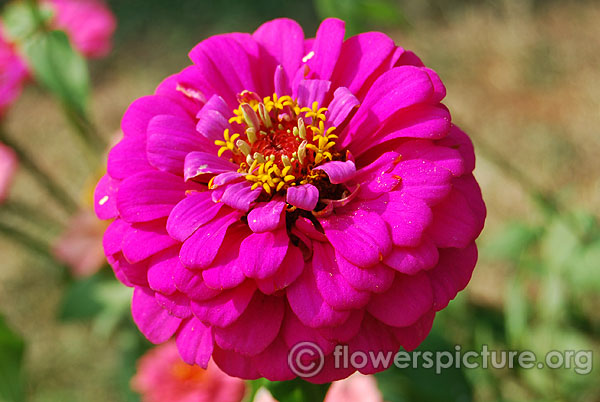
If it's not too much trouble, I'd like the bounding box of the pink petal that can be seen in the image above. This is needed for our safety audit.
[287,265,350,328]
[256,245,304,294]
[173,265,220,301]
[146,114,210,175]
[121,220,177,264]
[317,309,364,343]
[428,243,478,311]
[394,139,464,177]
[312,242,370,310]
[326,87,360,128]
[240,227,289,279]
[121,95,188,138]
[201,225,250,290]
[94,174,119,220]
[179,212,240,269]
[383,237,439,275]
[184,151,238,181]
[190,280,256,327]
[367,272,433,327]
[195,94,232,141]
[437,125,475,173]
[347,315,399,374]
[296,79,331,109]
[147,249,180,295]
[102,218,128,256]
[155,291,192,319]
[286,183,319,211]
[213,293,284,356]
[213,346,261,380]
[313,160,356,184]
[340,66,435,148]
[176,317,214,368]
[132,287,182,344]
[352,151,402,200]
[107,135,152,179]
[221,181,263,212]
[247,198,286,233]
[166,191,223,242]
[253,19,304,92]
[253,337,296,381]
[393,158,454,205]
[336,251,395,294]
[116,171,187,223]
[306,18,345,81]
[390,309,435,351]
[321,207,392,267]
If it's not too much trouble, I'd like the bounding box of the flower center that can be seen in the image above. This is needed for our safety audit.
[213,91,340,195]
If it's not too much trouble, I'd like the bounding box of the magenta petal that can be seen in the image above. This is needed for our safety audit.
[253,19,304,91]
[282,306,336,356]
[176,317,213,368]
[121,221,177,264]
[184,151,238,181]
[214,293,284,356]
[121,95,188,138]
[201,225,250,290]
[107,135,152,180]
[117,171,187,223]
[312,242,370,310]
[147,249,180,295]
[321,208,392,267]
[367,272,433,327]
[384,238,439,275]
[179,212,239,269]
[307,18,345,81]
[213,346,261,380]
[428,175,485,248]
[423,67,446,103]
[296,79,331,109]
[102,218,128,256]
[390,310,435,351]
[253,337,295,381]
[190,280,256,327]
[108,253,148,287]
[341,66,435,148]
[146,114,209,175]
[247,198,286,233]
[94,174,119,220]
[331,32,395,96]
[313,160,356,184]
[132,287,181,344]
[195,95,232,142]
[428,243,477,311]
[256,245,304,294]
[394,159,453,205]
[240,227,289,279]
[317,309,364,343]
[438,125,475,173]
[336,251,395,294]
[221,181,262,211]
[173,265,220,301]
[167,191,223,242]
[287,265,351,328]
[274,64,292,96]
[347,315,399,375]
[327,87,359,128]
[155,291,192,319]
[395,139,464,177]
[352,151,402,200]
[286,183,319,211]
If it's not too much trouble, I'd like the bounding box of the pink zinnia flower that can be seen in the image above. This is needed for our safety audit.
[0,143,17,202]
[131,342,246,402]
[44,0,116,58]
[0,25,28,117]
[95,18,486,383]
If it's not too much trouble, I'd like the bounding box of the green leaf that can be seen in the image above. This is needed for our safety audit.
[0,315,26,402]
[260,378,330,402]
[1,1,53,42]
[504,277,529,345]
[482,222,541,262]
[22,30,90,115]
[59,275,105,320]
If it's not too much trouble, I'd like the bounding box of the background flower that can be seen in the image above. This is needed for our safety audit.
[0,24,28,117]
[96,17,485,383]
[131,342,247,402]
[44,0,116,58]
[0,142,17,202]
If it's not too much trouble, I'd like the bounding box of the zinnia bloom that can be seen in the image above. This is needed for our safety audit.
[96,18,486,383]
[0,25,28,117]
[0,143,17,202]
[131,342,246,402]
[44,0,116,58]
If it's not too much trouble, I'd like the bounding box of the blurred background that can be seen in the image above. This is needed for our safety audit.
[0,0,599,401]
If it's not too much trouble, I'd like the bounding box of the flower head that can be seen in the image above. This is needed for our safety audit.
[0,143,17,202]
[0,25,28,117]
[44,0,116,58]
[132,342,246,402]
[96,18,486,383]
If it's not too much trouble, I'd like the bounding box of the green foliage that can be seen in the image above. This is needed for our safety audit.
[313,0,407,35]
[0,315,25,402]
[247,378,329,402]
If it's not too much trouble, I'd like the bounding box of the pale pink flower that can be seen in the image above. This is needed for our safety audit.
[0,143,17,202]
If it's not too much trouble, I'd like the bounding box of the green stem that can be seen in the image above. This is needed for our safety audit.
[0,128,78,214]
